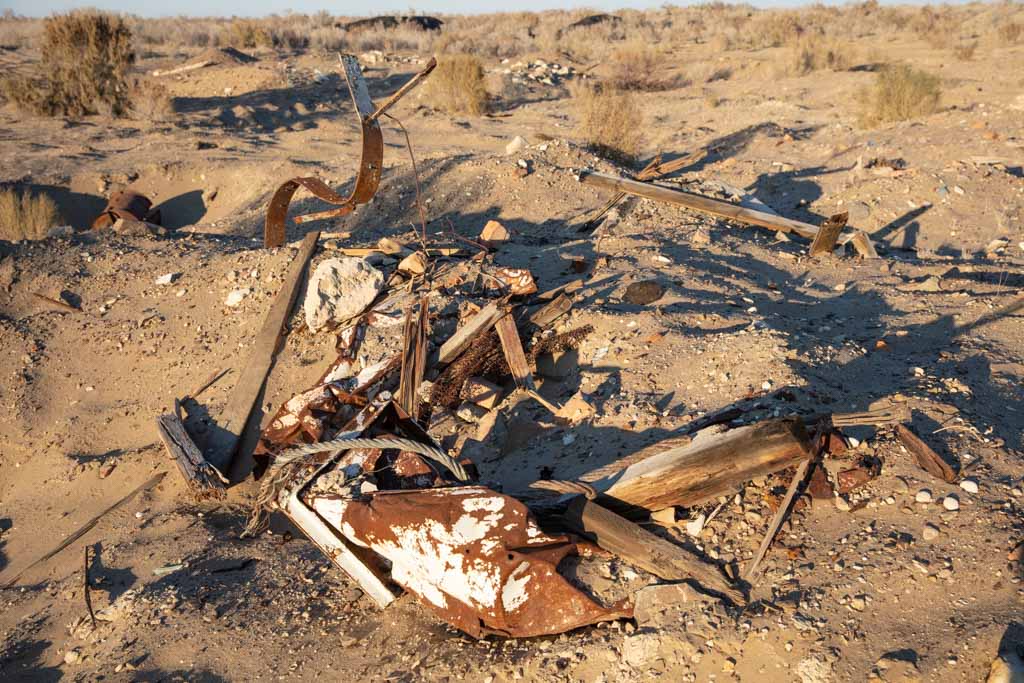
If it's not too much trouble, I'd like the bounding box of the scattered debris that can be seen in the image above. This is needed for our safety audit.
[91,190,161,230]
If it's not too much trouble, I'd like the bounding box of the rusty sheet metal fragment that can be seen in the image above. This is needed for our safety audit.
[264,55,434,248]
[308,486,631,638]
[91,190,161,230]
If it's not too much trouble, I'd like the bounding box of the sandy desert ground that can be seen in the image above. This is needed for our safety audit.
[1,4,1023,682]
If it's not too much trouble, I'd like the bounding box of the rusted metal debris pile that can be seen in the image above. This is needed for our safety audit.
[145,53,961,639]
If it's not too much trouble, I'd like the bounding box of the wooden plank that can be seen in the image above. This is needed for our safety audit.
[494,314,533,390]
[579,170,823,240]
[895,424,957,483]
[808,212,848,257]
[205,231,320,479]
[564,497,743,603]
[847,230,879,258]
[437,299,508,365]
[583,418,811,513]
[529,293,572,328]
[398,296,428,420]
[156,413,226,499]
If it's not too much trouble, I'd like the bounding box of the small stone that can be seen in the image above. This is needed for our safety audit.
[915,489,933,503]
[685,512,706,537]
[505,135,527,155]
[623,280,665,306]
[64,649,80,665]
[942,495,960,511]
[884,496,895,504]
[480,219,510,247]
[835,496,852,512]
[155,273,178,286]
[304,257,385,331]
[225,288,250,307]
[922,523,940,541]
[398,251,427,276]
[959,479,979,494]
[849,596,866,611]
[892,477,910,494]
[561,432,577,446]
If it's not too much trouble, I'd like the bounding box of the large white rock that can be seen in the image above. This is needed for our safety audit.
[304,257,384,332]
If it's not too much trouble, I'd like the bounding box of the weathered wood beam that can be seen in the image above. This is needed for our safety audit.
[437,299,508,365]
[564,497,743,603]
[156,412,226,499]
[205,231,320,480]
[582,418,811,514]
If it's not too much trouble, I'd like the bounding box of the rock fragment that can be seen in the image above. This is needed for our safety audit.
[303,257,384,332]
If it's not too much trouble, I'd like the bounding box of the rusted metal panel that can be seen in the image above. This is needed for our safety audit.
[308,486,631,638]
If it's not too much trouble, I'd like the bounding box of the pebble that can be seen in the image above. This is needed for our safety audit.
[915,489,933,503]
[942,495,960,511]
[849,596,866,611]
[505,135,527,155]
[892,477,910,494]
[155,272,178,285]
[922,523,940,540]
[685,513,706,537]
[225,288,250,307]
[959,479,979,494]
[835,497,851,512]
[63,650,80,665]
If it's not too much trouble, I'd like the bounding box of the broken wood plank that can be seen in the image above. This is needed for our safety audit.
[437,299,508,365]
[205,231,320,481]
[495,314,533,390]
[32,292,80,313]
[808,212,848,257]
[398,296,428,420]
[579,170,829,241]
[895,423,958,483]
[845,230,879,258]
[743,454,813,581]
[156,412,227,499]
[529,293,572,328]
[564,496,743,603]
[582,418,811,514]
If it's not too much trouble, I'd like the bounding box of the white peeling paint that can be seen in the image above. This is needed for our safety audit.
[502,561,532,612]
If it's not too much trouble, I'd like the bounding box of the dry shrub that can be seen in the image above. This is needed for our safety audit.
[607,43,677,91]
[790,38,854,75]
[953,40,978,61]
[858,64,941,128]
[131,78,174,122]
[1,11,134,117]
[574,82,642,164]
[999,22,1023,46]
[743,11,805,48]
[222,19,273,48]
[0,188,62,241]
[421,54,488,116]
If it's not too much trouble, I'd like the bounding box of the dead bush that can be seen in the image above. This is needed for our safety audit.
[607,43,677,91]
[0,187,62,241]
[222,19,273,49]
[421,54,489,116]
[574,82,642,164]
[790,38,854,75]
[998,22,1023,46]
[953,40,977,61]
[0,11,134,117]
[130,78,174,122]
[858,64,942,128]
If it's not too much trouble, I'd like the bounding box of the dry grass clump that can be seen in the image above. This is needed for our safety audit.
[421,54,489,116]
[858,64,941,128]
[607,43,678,91]
[953,40,978,61]
[998,22,1023,46]
[574,82,642,164]
[222,19,274,49]
[130,78,174,122]
[790,38,854,75]
[0,188,62,241]
[1,11,134,117]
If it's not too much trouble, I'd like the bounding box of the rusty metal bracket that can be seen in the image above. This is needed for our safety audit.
[264,55,436,248]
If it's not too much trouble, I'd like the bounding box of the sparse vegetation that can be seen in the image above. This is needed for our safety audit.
[790,38,854,75]
[858,63,942,128]
[607,43,678,91]
[953,40,978,61]
[222,19,273,49]
[1,11,134,117]
[421,54,489,116]
[574,83,642,164]
[0,187,61,241]
[998,22,1023,46]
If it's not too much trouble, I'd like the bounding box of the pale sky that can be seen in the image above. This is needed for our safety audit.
[4,0,950,19]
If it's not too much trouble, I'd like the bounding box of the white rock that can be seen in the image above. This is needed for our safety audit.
[505,135,527,155]
[835,496,851,512]
[225,288,250,307]
[64,649,80,665]
[960,479,979,494]
[155,272,178,286]
[922,523,940,541]
[561,432,577,446]
[303,257,384,332]
[685,512,706,537]
[915,489,933,503]
[942,495,960,511]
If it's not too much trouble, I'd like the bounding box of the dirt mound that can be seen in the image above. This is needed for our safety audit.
[190,46,257,67]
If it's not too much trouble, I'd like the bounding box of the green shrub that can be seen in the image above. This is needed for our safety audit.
[858,64,942,127]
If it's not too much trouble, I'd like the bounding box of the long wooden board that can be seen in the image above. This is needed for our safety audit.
[564,497,743,603]
[205,231,320,480]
